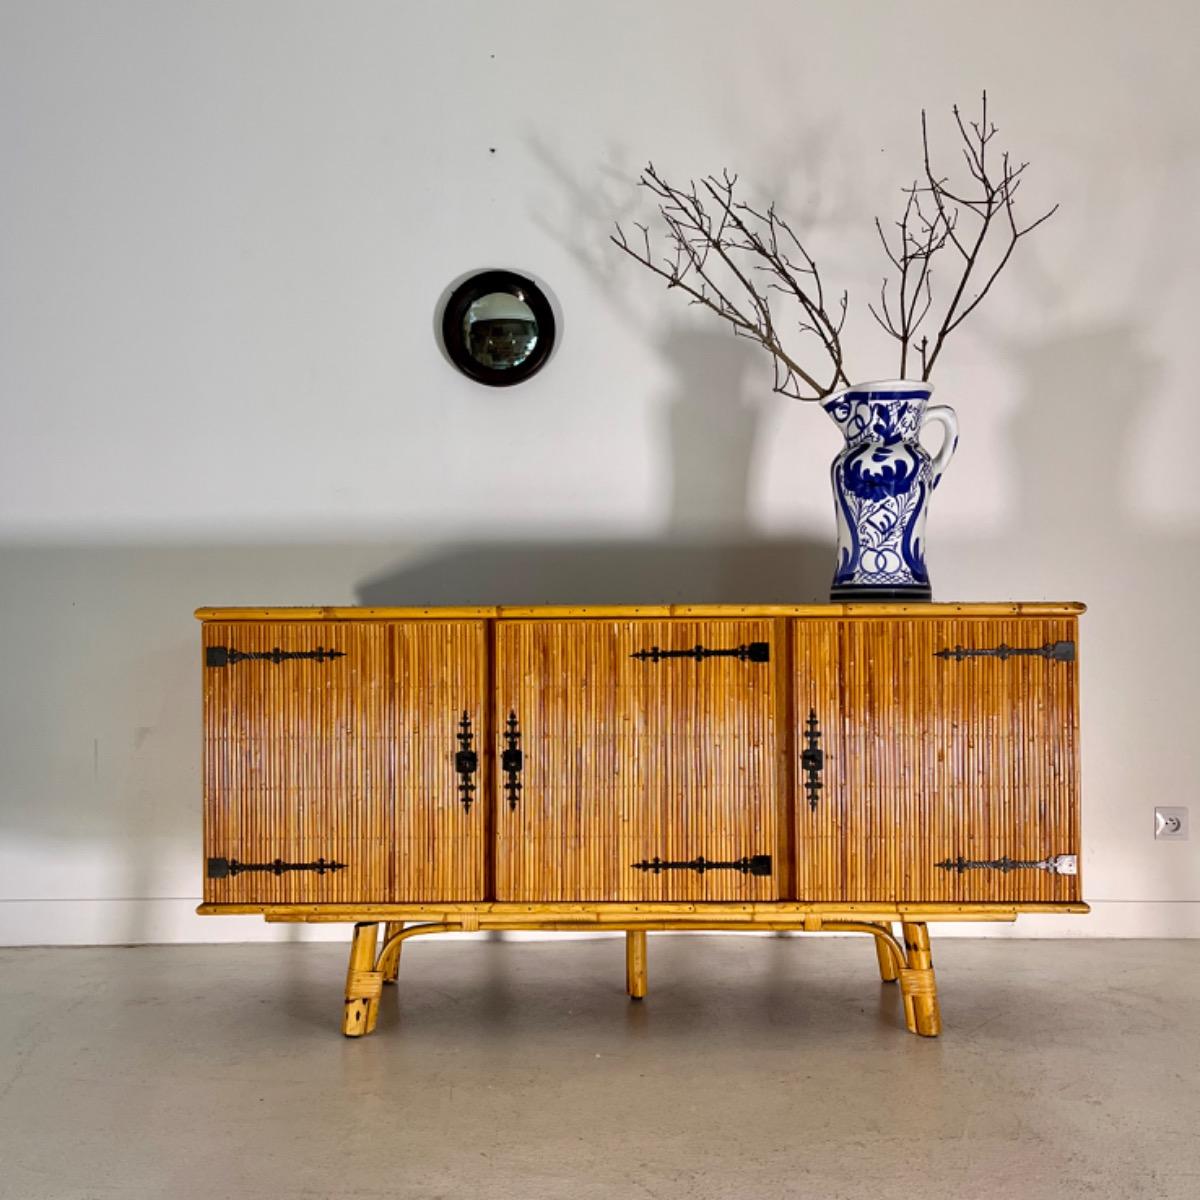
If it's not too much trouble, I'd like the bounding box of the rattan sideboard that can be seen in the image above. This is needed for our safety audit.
[196,602,1085,1037]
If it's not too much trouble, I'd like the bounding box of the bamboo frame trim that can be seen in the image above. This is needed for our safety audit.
[195,602,1086,622]
[197,901,1089,924]
[816,922,907,964]
[374,919,909,970]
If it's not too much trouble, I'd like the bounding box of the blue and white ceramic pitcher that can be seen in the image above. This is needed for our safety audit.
[822,380,958,602]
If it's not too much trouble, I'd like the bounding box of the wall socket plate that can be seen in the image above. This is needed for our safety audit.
[1154,807,1188,840]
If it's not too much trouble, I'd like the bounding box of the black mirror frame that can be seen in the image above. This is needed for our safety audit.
[440,270,556,387]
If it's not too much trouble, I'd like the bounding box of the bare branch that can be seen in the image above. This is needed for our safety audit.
[612,162,851,400]
[871,174,951,375]
[614,93,1057,399]
[879,91,1059,380]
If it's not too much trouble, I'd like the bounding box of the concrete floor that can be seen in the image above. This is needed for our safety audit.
[0,937,1196,1200]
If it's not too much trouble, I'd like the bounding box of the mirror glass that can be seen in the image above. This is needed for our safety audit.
[463,292,539,369]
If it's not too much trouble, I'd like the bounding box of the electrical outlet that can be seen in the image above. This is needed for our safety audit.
[1154,807,1188,840]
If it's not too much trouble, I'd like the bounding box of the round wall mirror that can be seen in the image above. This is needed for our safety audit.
[441,270,556,386]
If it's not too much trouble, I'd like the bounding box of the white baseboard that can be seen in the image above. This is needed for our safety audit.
[0,898,1197,945]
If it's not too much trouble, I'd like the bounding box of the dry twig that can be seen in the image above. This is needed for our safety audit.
[613,93,1057,393]
[611,166,850,401]
[872,91,1059,379]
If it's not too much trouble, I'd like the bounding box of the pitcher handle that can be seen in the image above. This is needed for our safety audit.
[921,404,958,488]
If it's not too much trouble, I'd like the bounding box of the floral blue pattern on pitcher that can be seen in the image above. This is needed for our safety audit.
[822,380,958,602]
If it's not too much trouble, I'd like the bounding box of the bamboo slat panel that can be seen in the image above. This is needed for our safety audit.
[389,621,488,900]
[202,621,390,904]
[834,616,1080,903]
[200,608,1082,911]
[494,620,778,902]
[793,619,843,901]
[202,620,487,904]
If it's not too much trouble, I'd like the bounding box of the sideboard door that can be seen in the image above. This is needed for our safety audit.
[809,616,1082,904]
[792,618,845,901]
[203,620,487,903]
[388,620,489,900]
[494,619,780,901]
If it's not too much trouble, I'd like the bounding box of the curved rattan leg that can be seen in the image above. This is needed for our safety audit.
[379,921,405,983]
[899,921,941,1037]
[872,922,900,983]
[330,916,942,1039]
[342,922,383,1037]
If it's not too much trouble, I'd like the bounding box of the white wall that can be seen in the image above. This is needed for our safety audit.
[1,0,1197,943]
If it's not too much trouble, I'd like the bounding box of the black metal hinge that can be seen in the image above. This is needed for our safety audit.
[632,854,772,877]
[800,708,824,812]
[454,710,478,813]
[630,642,769,664]
[933,640,1075,663]
[502,710,523,810]
[206,646,346,668]
[207,856,346,879]
[936,853,1078,876]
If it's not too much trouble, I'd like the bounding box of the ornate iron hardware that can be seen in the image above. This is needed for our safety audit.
[206,646,346,668]
[800,708,824,812]
[501,710,522,810]
[454,710,478,813]
[632,854,772,877]
[935,853,1077,876]
[206,856,346,879]
[630,642,770,663]
[933,640,1075,663]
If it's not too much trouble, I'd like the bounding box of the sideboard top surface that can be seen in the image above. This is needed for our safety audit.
[195,601,1086,622]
